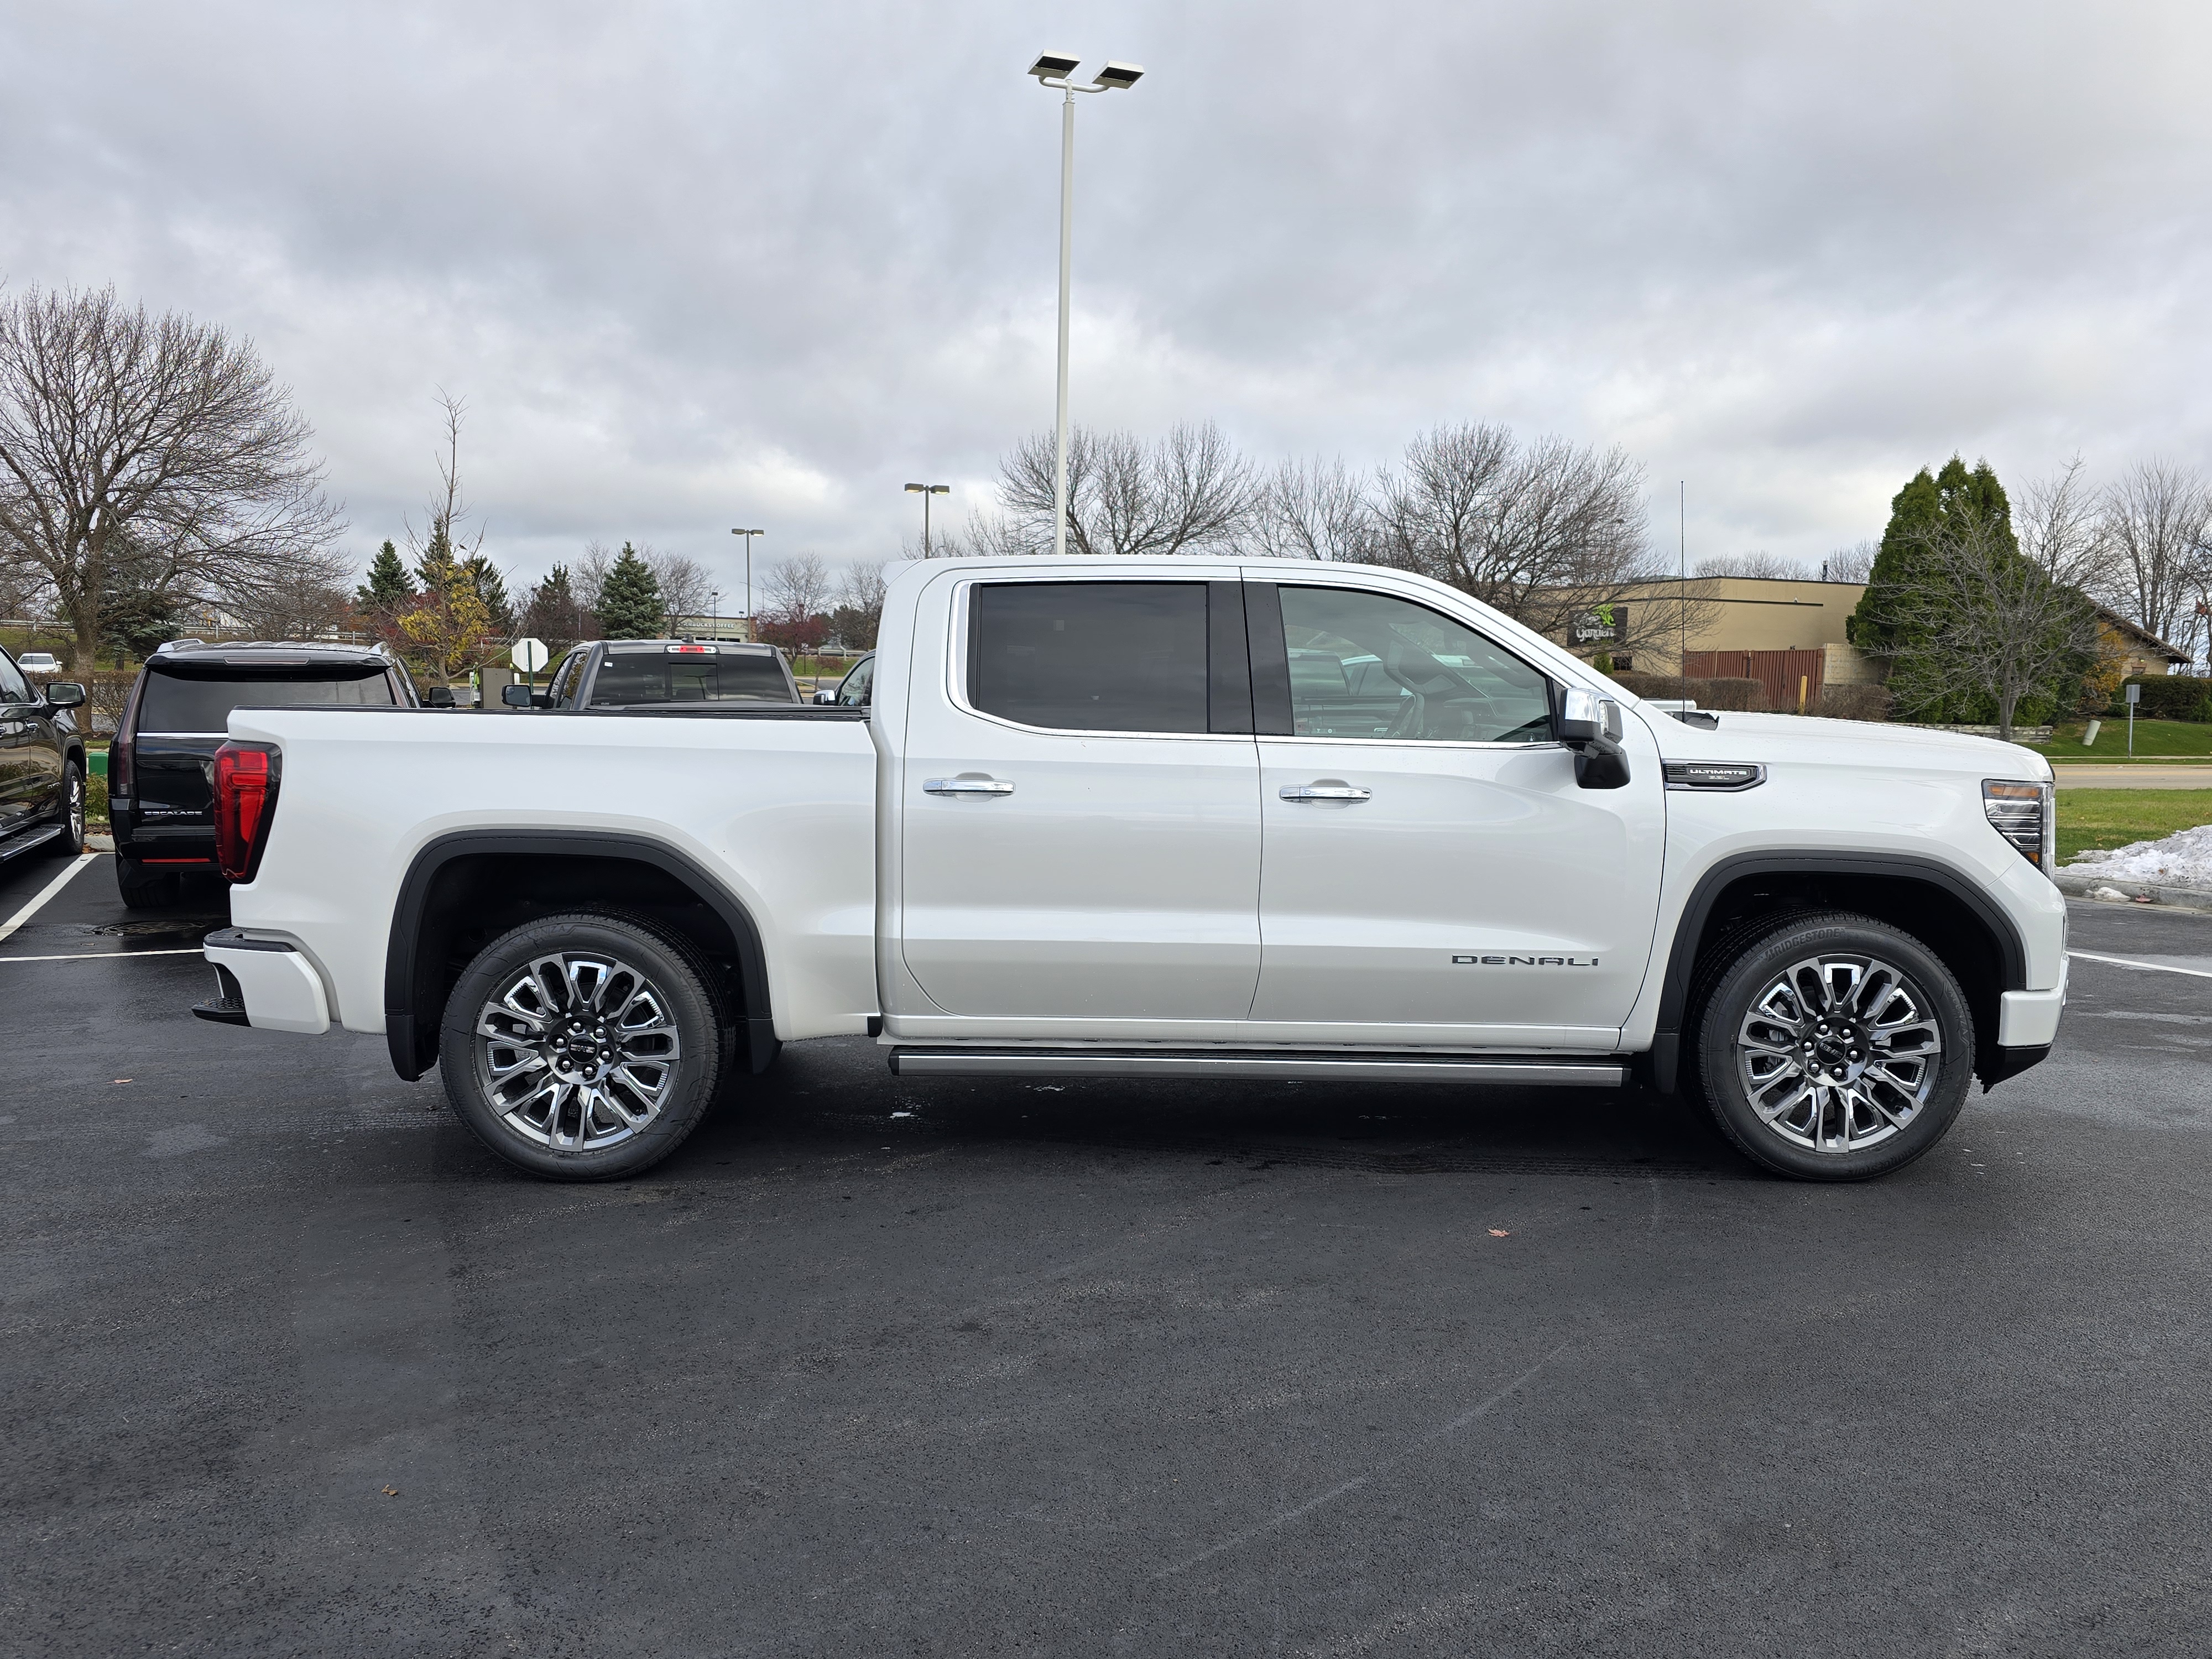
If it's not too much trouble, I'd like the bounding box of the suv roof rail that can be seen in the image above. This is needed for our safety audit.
[155,639,206,654]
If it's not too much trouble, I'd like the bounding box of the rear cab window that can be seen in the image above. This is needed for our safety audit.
[587,647,794,707]
[967,581,1250,735]
[137,664,397,732]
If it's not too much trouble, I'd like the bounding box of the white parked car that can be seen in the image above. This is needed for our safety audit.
[194,556,2067,1185]
[16,651,60,674]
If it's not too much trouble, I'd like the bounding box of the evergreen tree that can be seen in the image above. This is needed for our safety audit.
[595,542,664,639]
[413,527,460,594]
[520,564,590,653]
[464,554,513,630]
[358,540,416,613]
[1851,457,2086,724]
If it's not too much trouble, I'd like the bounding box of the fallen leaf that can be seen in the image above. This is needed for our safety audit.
[381,1485,399,1497]
[1488,1229,1511,1237]
[112,1079,132,1084]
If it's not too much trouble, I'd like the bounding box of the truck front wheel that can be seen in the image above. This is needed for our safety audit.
[440,912,724,1181]
[1688,912,1974,1181]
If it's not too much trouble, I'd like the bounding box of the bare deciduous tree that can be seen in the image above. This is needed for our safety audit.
[764,552,831,619]
[228,546,358,641]
[1822,541,1877,583]
[2098,460,2210,650]
[1694,550,1809,580]
[999,420,1256,557]
[0,286,343,672]
[1248,456,1375,562]
[838,559,888,614]
[1371,424,1699,648]
[646,551,711,632]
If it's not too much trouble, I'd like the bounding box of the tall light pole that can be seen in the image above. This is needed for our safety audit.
[904,482,950,556]
[1027,53,1144,557]
[729,528,763,637]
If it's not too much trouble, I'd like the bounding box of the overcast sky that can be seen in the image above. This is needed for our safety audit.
[6,0,2209,599]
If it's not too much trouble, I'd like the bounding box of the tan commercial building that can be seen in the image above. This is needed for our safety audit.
[1566,577,1876,690]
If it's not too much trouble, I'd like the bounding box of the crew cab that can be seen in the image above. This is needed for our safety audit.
[110,640,418,907]
[509,639,799,711]
[195,557,2068,1184]
[0,646,88,865]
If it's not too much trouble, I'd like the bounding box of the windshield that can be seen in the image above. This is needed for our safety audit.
[138,668,395,733]
[588,651,792,706]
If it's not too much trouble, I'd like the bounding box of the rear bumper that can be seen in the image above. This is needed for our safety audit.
[201,928,330,1034]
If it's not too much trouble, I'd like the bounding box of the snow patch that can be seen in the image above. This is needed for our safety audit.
[2070,822,2212,887]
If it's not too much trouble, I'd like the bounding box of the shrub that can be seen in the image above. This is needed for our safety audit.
[85,773,109,825]
[1809,684,1892,722]
[1609,672,1767,711]
[2112,676,2212,722]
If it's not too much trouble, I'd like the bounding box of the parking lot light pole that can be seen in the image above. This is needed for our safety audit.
[904,483,950,556]
[729,529,764,636]
[1027,53,1144,559]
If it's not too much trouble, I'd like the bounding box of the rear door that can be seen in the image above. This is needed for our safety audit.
[0,653,38,830]
[1246,577,1666,1044]
[896,574,1262,1022]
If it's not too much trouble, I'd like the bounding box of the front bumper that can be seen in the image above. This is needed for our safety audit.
[1997,956,2068,1048]
[197,928,330,1034]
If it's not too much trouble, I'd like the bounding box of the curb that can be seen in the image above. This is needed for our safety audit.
[2054,867,2212,913]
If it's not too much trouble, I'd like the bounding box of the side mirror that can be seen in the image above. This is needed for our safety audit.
[424,686,456,708]
[1558,687,1631,790]
[500,684,533,707]
[814,688,835,705]
[43,682,87,710]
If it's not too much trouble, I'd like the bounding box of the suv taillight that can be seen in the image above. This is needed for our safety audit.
[1983,779,2054,874]
[212,742,281,882]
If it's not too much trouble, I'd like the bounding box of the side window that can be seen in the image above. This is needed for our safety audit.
[969,582,1211,735]
[0,655,29,703]
[1275,586,1552,743]
[836,655,875,707]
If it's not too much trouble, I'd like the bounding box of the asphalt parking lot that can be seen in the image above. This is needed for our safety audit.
[6,853,2210,1657]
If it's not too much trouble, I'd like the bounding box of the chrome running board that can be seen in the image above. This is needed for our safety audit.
[888,1049,1627,1087]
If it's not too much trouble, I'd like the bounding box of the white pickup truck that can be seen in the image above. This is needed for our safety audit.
[196,555,2067,1183]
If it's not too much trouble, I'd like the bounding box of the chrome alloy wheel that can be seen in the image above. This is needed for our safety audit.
[66,771,84,842]
[1734,954,1942,1155]
[473,952,683,1153]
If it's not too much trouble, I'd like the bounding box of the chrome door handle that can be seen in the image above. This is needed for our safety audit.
[924,776,1015,796]
[1280,783,1371,802]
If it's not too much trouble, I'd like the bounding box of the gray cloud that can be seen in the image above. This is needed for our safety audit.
[4,0,2206,593]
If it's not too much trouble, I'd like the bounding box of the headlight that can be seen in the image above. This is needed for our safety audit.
[1983,779,2055,874]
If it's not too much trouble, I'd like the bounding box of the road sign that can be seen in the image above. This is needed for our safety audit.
[2125,683,2141,705]
[510,638,549,674]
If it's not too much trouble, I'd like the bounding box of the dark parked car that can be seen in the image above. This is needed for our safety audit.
[505,639,800,711]
[110,640,417,907]
[0,647,88,865]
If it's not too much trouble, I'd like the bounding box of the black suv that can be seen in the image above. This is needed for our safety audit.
[509,639,800,710]
[0,647,88,866]
[110,640,416,907]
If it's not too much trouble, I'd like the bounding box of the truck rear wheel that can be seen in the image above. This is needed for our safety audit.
[440,912,723,1181]
[1688,911,1974,1181]
[116,857,180,909]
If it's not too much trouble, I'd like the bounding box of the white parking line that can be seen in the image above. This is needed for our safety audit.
[2069,950,2212,982]
[0,851,99,945]
[0,947,202,963]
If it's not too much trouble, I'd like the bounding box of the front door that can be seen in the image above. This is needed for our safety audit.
[1246,579,1666,1046]
[897,576,1262,1023]
[0,653,42,832]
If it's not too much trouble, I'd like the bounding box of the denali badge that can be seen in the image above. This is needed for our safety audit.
[1453,954,1600,967]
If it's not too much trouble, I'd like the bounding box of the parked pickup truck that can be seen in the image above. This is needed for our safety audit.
[195,556,2067,1183]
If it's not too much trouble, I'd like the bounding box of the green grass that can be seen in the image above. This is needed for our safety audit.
[2030,717,2212,760]
[2057,789,2212,864]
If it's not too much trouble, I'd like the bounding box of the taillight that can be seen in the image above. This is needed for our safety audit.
[212,742,282,882]
[110,730,133,795]
[1983,779,2054,875]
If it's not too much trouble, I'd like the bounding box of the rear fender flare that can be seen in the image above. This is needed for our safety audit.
[383,829,774,1082]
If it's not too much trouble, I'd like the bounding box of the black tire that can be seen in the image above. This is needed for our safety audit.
[44,763,85,857]
[115,856,180,910]
[439,911,725,1182]
[1686,911,1974,1181]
